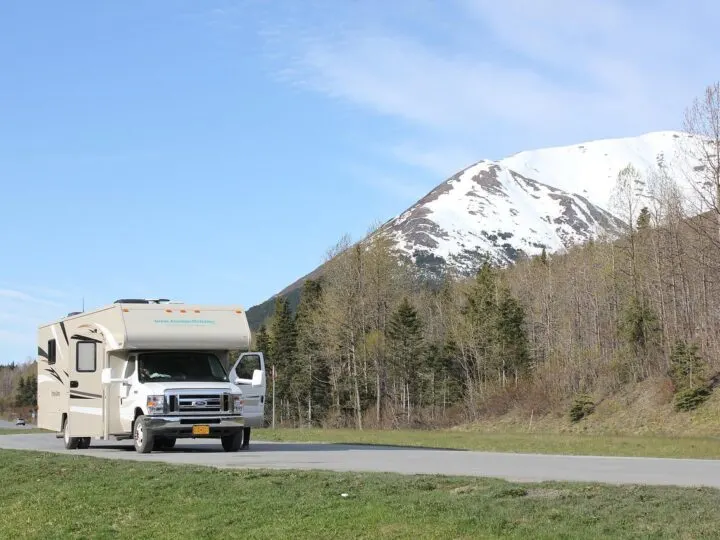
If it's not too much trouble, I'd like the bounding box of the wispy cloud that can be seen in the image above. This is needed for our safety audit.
[0,287,70,363]
[246,0,720,182]
[0,289,62,306]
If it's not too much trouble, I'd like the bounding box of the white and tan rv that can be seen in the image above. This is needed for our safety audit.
[36,298,266,453]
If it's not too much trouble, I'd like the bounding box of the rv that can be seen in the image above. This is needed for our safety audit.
[36,298,266,453]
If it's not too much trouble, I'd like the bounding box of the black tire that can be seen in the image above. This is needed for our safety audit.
[78,437,91,449]
[221,432,243,452]
[133,415,154,454]
[62,417,79,450]
[241,427,251,449]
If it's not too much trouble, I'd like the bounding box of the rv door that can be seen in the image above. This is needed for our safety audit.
[66,337,105,438]
[231,352,266,427]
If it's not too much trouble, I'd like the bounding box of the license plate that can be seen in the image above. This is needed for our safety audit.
[192,424,210,436]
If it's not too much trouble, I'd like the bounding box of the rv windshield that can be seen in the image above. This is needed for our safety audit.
[137,352,228,383]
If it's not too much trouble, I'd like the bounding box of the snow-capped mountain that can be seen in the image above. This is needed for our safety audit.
[374,130,705,273]
[376,161,625,271]
[247,130,707,328]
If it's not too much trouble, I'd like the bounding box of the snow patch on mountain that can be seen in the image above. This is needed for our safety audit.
[500,130,703,210]
[380,161,624,271]
[375,130,706,274]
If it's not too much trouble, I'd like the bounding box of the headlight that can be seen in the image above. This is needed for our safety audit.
[147,395,165,415]
[232,394,243,413]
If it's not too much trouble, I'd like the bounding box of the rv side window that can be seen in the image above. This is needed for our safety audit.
[48,339,56,365]
[76,342,96,372]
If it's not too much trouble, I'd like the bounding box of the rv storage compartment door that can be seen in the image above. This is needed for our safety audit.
[66,337,105,438]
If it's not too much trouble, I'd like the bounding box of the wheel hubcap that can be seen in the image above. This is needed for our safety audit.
[135,423,143,446]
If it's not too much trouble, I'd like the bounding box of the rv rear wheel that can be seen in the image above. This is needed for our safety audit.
[78,437,91,449]
[62,417,79,450]
[133,415,154,454]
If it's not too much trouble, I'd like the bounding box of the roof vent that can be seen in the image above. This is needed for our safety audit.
[66,311,82,317]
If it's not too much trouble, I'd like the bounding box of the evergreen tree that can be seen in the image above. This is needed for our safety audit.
[669,340,706,390]
[15,377,26,407]
[254,324,271,357]
[618,294,661,382]
[14,375,37,407]
[637,207,652,230]
[462,262,499,372]
[386,297,424,421]
[294,279,329,425]
[540,247,548,265]
[268,296,297,420]
[495,287,531,383]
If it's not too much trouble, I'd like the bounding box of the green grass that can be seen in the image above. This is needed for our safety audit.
[1,449,719,539]
[254,427,720,459]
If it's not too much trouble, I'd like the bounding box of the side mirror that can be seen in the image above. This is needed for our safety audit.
[101,368,127,385]
[251,369,264,387]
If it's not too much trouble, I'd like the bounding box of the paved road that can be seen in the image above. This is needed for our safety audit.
[0,419,34,429]
[2,432,720,488]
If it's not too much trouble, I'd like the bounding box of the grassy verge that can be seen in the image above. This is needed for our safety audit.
[2,449,720,539]
[254,427,720,459]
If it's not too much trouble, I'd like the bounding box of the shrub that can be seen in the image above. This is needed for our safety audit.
[673,385,712,412]
[569,394,595,422]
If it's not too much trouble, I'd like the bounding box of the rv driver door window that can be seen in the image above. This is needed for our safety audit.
[235,354,261,381]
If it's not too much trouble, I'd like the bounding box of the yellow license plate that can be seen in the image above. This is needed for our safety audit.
[192,424,210,436]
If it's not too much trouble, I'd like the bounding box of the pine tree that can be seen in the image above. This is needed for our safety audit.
[637,207,651,230]
[255,324,271,357]
[386,297,423,422]
[15,377,26,407]
[269,296,297,422]
[540,247,548,265]
[462,262,499,379]
[669,340,706,390]
[618,294,661,381]
[14,375,36,407]
[294,279,329,425]
[495,287,531,385]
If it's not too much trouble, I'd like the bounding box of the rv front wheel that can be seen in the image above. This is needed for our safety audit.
[62,417,79,450]
[221,432,242,452]
[133,415,154,454]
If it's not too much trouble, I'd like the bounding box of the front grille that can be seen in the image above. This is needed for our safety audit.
[166,390,231,414]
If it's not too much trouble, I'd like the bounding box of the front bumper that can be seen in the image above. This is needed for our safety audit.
[141,414,245,438]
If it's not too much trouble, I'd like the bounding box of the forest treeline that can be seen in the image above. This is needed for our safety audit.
[254,82,720,429]
[0,362,37,417]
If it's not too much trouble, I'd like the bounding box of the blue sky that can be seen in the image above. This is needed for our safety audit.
[1,0,719,363]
